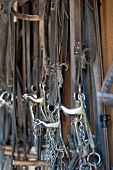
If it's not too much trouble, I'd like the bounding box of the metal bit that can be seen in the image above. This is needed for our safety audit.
[61,100,84,115]
[23,94,44,104]
[34,118,60,128]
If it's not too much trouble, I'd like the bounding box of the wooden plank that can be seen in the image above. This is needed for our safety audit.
[100,0,113,165]
[13,160,48,167]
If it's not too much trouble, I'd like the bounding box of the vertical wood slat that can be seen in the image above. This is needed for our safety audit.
[100,0,113,165]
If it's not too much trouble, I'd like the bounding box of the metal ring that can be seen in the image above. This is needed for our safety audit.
[87,151,101,167]
[60,63,68,70]
[82,48,96,65]
[78,93,85,101]
[31,85,37,93]
[1,91,8,99]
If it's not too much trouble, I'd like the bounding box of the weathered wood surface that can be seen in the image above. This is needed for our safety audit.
[100,0,113,165]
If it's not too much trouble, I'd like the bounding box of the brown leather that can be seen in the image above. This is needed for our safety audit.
[11,7,43,21]
[70,0,83,108]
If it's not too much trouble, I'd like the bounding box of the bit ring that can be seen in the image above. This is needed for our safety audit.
[60,63,68,70]
[78,93,85,100]
[87,151,101,167]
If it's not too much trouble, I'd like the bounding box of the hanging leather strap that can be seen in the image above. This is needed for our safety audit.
[11,7,43,21]
[86,0,110,169]
[48,1,57,106]
[82,0,91,124]
[11,16,18,170]
[69,0,76,107]
[61,13,69,103]
[6,2,13,87]
[0,12,8,87]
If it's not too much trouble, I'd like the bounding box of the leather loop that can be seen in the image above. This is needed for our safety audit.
[11,7,43,21]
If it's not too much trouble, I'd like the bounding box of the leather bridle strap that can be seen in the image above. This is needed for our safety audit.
[74,0,83,92]
[86,0,110,169]
[61,12,69,103]
[11,7,43,21]
[6,2,13,88]
[48,1,57,106]
[11,14,18,170]
[81,0,91,122]
[69,0,76,107]
[93,0,110,168]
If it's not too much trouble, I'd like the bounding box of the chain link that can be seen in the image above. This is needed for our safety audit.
[44,128,58,169]
[79,115,85,145]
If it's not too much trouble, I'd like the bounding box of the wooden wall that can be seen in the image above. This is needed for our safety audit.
[62,0,113,165]
[100,0,113,165]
